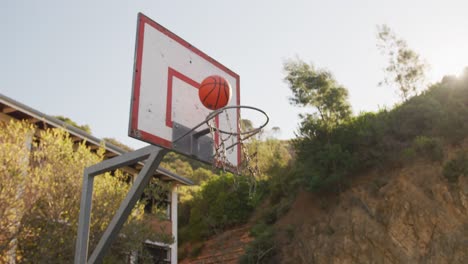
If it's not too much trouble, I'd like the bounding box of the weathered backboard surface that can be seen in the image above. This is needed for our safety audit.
[129,13,241,166]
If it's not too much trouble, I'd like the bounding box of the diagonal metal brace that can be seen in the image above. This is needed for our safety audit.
[74,145,167,264]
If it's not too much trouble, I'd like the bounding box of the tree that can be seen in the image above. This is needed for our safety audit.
[283,58,352,139]
[0,120,165,263]
[0,121,39,262]
[283,58,353,191]
[247,139,291,179]
[55,115,92,134]
[271,126,281,137]
[185,173,253,241]
[103,137,134,152]
[240,119,254,132]
[376,24,428,101]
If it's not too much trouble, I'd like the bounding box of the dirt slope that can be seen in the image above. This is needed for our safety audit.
[179,141,468,264]
[276,144,468,263]
[180,225,252,264]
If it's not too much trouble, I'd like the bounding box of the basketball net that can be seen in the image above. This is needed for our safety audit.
[207,109,261,196]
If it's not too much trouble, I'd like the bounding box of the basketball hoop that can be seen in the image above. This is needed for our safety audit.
[172,105,269,175]
[205,105,269,196]
[205,105,269,175]
[206,105,269,138]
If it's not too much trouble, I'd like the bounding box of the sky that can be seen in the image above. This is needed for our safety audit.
[1,0,468,149]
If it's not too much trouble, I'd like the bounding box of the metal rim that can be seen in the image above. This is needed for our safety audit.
[205,105,270,136]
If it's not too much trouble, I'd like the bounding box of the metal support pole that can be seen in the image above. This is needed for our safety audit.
[74,145,167,264]
[74,168,95,264]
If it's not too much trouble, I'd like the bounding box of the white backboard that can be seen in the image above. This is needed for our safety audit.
[129,13,241,167]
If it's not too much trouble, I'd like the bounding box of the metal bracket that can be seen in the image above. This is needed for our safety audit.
[74,145,167,264]
[172,122,213,163]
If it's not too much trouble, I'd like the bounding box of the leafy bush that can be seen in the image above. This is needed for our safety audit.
[0,121,154,263]
[54,115,92,134]
[304,143,355,191]
[261,197,292,225]
[178,138,293,247]
[185,173,254,241]
[293,72,468,192]
[190,243,204,258]
[443,151,468,182]
[246,139,292,179]
[412,136,444,162]
[239,223,277,264]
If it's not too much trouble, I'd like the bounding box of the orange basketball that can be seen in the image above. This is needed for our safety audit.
[199,75,232,110]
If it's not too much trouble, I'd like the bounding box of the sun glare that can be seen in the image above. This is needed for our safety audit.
[427,42,468,83]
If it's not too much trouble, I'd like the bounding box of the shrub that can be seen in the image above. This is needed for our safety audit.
[292,73,468,193]
[0,121,154,262]
[190,244,204,258]
[267,163,300,204]
[412,136,444,162]
[186,173,254,241]
[240,223,276,264]
[443,151,468,182]
[285,225,295,242]
[391,96,443,140]
[300,143,355,192]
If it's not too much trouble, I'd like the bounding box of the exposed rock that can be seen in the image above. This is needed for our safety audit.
[277,161,468,264]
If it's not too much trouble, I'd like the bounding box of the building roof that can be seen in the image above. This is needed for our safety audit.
[0,93,194,186]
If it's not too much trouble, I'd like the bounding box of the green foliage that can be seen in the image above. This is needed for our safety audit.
[240,119,254,131]
[292,69,468,192]
[412,136,444,162]
[0,120,156,262]
[260,197,292,225]
[162,151,208,173]
[377,24,428,101]
[443,151,468,183]
[161,153,194,177]
[239,223,276,264]
[189,244,204,258]
[183,173,254,241]
[283,57,355,191]
[142,178,173,219]
[174,118,294,244]
[302,143,355,191]
[191,167,217,184]
[103,137,134,152]
[402,136,444,163]
[238,157,297,264]
[177,135,294,247]
[54,115,92,134]
[284,58,352,134]
[177,168,217,239]
[266,163,299,209]
[246,138,292,179]
[179,66,468,263]
[0,120,38,259]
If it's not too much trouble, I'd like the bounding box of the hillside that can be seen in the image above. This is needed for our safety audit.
[179,138,467,263]
[275,139,468,263]
[177,71,468,263]
[180,225,252,264]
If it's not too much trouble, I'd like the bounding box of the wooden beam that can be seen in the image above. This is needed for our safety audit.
[2,106,17,114]
[104,152,118,158]
[0,112,12,122]
[71,136,83,142]
[158,175,171,181]
[120,166,139,176]
[88,144,100,150]
[27,117,40,124]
